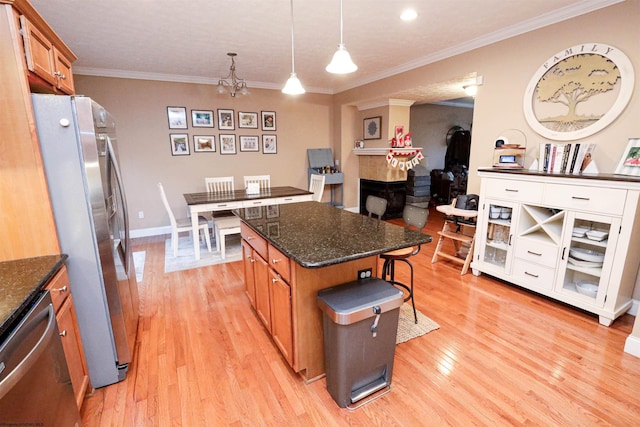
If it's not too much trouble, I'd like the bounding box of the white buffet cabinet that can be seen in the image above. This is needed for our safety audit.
[471,169,640,326]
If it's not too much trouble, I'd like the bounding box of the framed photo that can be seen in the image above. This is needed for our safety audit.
[191,110,214,128]
[193,135,215,153]
[266,204,280,219]
[614,138,640,176]
[219,134,237,155]
[363,116,381,140]
[239,135,259,152]
[261,111,276,131]
[262,135,277,154]
[238,111,259,129]
[167,106,187,129]
[169,134,190,156]
[218,109,235,130]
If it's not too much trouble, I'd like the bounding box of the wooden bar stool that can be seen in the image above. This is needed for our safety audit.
[431,201,478,275]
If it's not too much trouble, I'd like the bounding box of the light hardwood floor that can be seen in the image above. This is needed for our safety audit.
[81,208,640,426]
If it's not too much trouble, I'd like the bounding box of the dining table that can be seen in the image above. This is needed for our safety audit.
[184,186,313,260]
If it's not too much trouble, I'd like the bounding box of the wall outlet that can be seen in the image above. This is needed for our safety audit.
[357,268,372,280]
[138,211,144,219]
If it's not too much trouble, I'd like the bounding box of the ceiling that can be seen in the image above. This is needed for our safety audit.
[29,0,620,104]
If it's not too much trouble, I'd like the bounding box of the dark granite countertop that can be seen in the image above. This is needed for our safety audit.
[0,254,67,340]
[236,201,432,268]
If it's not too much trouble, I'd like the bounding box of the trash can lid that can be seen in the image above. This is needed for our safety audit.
[317,278,404,325]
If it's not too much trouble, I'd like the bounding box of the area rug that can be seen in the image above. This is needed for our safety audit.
[133,251,145,283]
[396,304,440,344]
[164,234,242,273]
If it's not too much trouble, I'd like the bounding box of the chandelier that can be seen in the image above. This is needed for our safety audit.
[217,53,248,97]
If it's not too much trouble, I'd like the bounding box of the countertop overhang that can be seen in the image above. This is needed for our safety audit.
[236,201,432,268]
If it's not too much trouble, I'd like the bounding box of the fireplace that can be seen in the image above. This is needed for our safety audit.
[359,179,406,219]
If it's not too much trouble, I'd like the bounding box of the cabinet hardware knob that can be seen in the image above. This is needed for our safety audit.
[59,330,67,337]
[524,272,539,278]
[572,196,590,201]
[271,277,278,283]
[250,258,255,263]
[54,285,68,292]
[272,259,280,263]
[527,251,542,256]
[247,236,254,240]
[505,189,518,192]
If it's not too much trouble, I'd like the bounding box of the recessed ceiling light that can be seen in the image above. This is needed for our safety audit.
[400,9,418,21]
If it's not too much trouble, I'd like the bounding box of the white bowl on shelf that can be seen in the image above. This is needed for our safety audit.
[572,227,589,237]
[569,247,605,263]
[585,230,608,241]
[576,281,598,298]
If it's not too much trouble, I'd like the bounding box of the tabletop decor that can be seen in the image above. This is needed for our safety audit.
[523,43,634,141]
[614,138,640,176]
[386,125,423,170]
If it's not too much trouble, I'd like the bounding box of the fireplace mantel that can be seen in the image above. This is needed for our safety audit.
[352,147,423,156]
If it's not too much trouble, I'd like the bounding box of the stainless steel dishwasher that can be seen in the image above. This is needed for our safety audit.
[0,290,81,426]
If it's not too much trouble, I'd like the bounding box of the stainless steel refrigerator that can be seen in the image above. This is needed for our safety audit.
[32,94,139,388]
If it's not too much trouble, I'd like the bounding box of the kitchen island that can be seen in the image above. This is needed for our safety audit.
[237,201,431,381]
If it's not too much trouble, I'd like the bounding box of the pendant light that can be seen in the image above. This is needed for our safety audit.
[326,0,357,74]
[282,0,305,95]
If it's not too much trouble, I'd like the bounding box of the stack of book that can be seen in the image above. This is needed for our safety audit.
[538,142,596,174]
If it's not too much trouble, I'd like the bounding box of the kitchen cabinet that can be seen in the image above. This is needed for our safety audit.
[45,265,90,410]
[241,222,293,366]
[0,0,76,261]
[472,170,640,326]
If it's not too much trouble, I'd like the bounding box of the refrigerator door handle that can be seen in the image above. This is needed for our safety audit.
[104,134,131,274]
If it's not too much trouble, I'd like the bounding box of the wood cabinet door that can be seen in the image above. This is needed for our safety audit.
[241,240,256,308]
[53,47,74,93]
[56,296,90,410]
[19,15,56,85]
[254,253,271,332]
[269,270,293,367]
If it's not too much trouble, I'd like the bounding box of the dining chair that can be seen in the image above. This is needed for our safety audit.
[205,176,234,193]
[243,175,271,190]
[366,195,388,219]
[309,174,325,202]
[213,216,241,259]
[158,182,211,257]
[380,205,429,324]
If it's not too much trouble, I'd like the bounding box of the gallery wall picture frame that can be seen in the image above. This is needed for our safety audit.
[167,106,188,129]
[239,135,259,152]
[191,110,214,128]
[261,111,276,131]
[262,134,277,154]
[363,116,381,140]
[238,111,259,129]
[193,135,216,153]
[218,109,235,130]
[614,138,640,176]
[219,134,237,155]
[169,133,190,156]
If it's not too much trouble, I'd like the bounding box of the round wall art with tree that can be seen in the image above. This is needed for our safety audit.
[523,43,634,141]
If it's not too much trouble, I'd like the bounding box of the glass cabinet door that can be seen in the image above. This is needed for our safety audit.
[555,212,620,307]
[480,200,518,273]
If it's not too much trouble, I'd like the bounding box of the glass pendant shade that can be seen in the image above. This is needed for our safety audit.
[282,73,305,95]
[326,44,357,74]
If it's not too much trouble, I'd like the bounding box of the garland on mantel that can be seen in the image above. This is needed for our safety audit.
[386,149,424,170]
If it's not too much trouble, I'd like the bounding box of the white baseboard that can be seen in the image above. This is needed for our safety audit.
[131,226,171,239]
[629,299,639,316]
[624,334,640,358]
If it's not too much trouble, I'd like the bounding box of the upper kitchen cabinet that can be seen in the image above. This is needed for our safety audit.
[17,5,76,94]
[0,0,76,260]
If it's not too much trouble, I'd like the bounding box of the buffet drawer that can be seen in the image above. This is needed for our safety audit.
[514,241,559,268]
[543,185,625,216]
[240,222,267,259]
[484,178,543,203]
[210,201,242,210]
[268,244,291,283]
[512,260,555,291]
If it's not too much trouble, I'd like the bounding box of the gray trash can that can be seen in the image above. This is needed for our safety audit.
[317,278,403,409]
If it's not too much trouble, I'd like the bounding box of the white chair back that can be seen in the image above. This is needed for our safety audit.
[205,176,234,193]
[309,174,325,202]
[243,175,270,190]
[158,182,177,228]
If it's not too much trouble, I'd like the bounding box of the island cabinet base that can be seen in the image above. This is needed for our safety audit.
[290,257,379,382]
